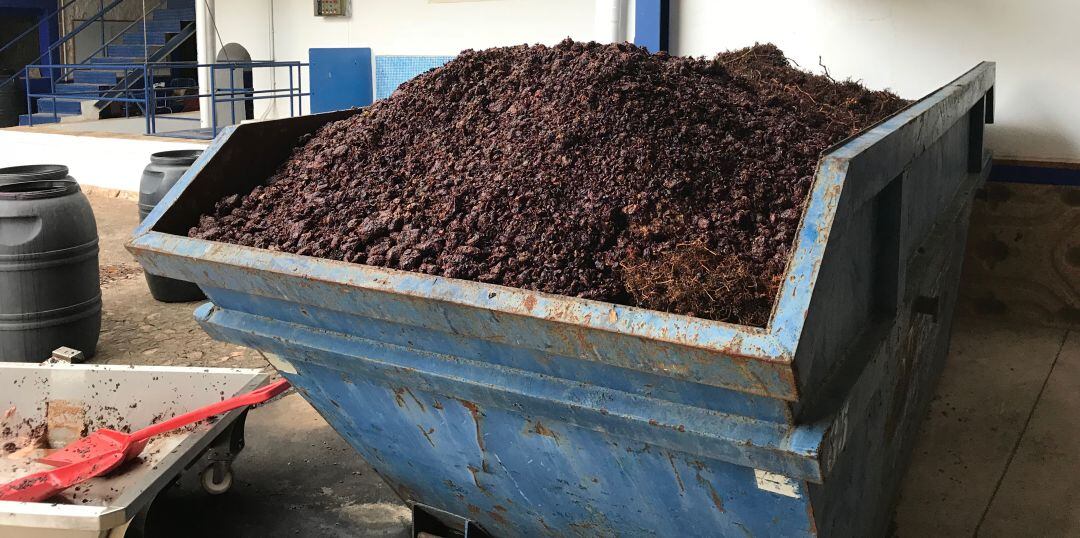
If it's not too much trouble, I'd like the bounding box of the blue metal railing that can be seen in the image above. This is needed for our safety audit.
[24,61,310,139]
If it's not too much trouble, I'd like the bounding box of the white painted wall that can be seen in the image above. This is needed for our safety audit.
[0,130,206,192]
[204,0,632,120]
[201,0,1073,161]
[671,0,1079,162]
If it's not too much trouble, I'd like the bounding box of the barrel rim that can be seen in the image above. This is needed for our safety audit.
[0,165,70,183]
[150,150,203,166]
[0,179,80,200]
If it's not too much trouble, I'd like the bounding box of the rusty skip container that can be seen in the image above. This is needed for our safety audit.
[127,63,995,536]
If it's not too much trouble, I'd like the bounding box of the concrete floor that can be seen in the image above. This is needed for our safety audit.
[22,111,203,137]
[86,192,1077,537]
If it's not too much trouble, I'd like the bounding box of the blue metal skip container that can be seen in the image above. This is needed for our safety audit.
[128,63,995,537]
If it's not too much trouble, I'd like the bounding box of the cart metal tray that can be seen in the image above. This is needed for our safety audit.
[0,363,265,537]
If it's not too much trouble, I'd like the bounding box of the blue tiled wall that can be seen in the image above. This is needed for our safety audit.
[375,55,454,100]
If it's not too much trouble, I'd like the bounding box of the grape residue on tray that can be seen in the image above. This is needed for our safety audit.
[191,40,907,326]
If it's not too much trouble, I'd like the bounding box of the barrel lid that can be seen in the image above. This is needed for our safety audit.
[0,165,70,184]
[150,150,203,166]
[0,179,79,200]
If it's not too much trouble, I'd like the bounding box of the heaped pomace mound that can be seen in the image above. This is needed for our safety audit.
[190,40,908,326]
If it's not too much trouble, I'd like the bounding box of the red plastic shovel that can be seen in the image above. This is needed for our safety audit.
[0,379,290,503]
[0,450,126,503]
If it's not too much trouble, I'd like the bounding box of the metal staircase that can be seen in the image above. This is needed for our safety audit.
[8,0,196,125]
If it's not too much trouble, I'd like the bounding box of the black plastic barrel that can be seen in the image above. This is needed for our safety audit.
[0,165,101,362]
[139,149,205,302]
[0,71,18,128]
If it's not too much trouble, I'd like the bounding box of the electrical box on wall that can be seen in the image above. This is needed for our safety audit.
[315,0,347,16]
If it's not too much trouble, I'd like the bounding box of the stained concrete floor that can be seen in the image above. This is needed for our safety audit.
[85,191,1077,537]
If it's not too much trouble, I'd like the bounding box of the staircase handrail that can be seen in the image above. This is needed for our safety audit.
[1,0,126,88]
[0,0,80,59]
[58,0,167,82]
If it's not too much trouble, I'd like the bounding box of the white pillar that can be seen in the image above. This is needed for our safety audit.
[594,0,625,43]
[196,0,216,129]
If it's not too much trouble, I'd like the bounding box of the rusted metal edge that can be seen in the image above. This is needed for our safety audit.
[128,233,800,401]
[129,231,786,360]
[196,303,830,483]
[769,62,996,354]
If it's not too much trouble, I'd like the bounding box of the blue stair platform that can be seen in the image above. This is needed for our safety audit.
[17,113,69,125]
[37,98,83,115]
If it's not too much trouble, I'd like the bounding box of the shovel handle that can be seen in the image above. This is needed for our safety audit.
[133,379,291,442]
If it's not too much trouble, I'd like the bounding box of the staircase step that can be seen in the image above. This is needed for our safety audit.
[37,98,85,115]
[121,32,167,45]
[141,19,182,33]
[19,113,73,125]
[107,44,159,57]
[88,56,145,65]
[23,76,52,94]
[73,69,122,85]
[152,7,196,22]
[54,83,106,95]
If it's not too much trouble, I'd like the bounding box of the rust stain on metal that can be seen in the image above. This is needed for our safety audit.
[574,328,591,354]
[459,399,485,452]
[417,425,436,448]
[386,480,420,503]
[696,473,725,513]
[736,361,773,397]
[538,517,555,533]
[522,294,537,312]
[488,509,509,524]
[805,498,819,534]
[432,399,444,410]
[667,453,685,493]
[403,387,426,411]
[392,388,407,408]
[466,465,483,489]
[528,420,561,445]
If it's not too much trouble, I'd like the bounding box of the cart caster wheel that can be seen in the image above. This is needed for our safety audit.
[201,466,233,495]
